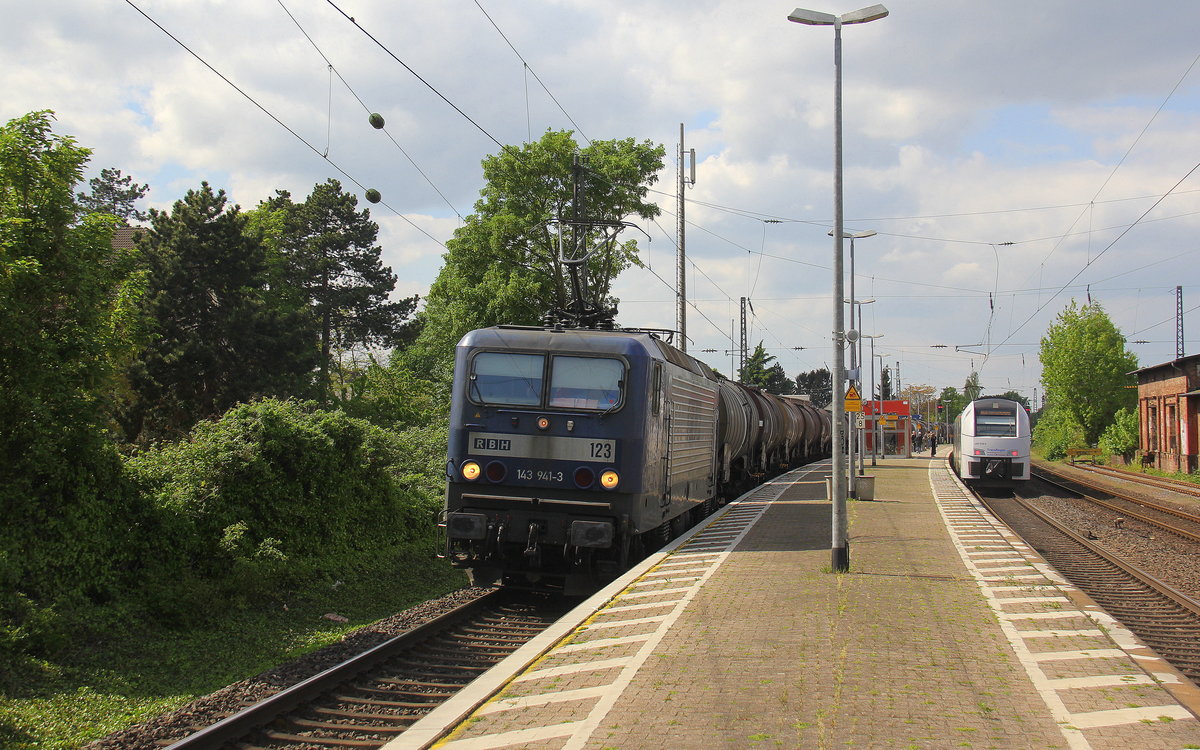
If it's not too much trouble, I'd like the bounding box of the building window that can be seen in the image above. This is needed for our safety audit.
[1167,402,1178,454]
[1148,403,1159,451]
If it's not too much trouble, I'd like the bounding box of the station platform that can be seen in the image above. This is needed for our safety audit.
[391,453,1200,750]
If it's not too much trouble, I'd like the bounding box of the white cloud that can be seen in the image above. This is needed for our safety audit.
[6,0,1200,394]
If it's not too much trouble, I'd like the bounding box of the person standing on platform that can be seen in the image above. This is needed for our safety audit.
[930,432,937,457]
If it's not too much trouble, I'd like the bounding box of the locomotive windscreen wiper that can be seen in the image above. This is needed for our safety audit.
[599,379,625,419]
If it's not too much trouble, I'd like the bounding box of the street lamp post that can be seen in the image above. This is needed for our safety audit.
[875,352,889,460]
[833,232,875,494]
[852,297,874,478]
[863,334,883,466]
[789,3,888,573]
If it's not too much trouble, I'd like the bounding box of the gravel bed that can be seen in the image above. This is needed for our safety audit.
[1027,461,1200,601]
[83,586,494,750]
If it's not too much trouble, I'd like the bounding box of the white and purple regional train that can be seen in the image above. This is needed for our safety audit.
[952,397,1031,484]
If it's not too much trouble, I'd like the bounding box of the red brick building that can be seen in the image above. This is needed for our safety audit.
[1133,354,1200,473]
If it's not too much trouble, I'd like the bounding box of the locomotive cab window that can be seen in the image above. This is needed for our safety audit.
[975,410,1017,437]
[470,352,544,405]
[548,356,625,411]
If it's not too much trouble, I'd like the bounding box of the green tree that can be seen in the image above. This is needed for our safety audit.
[795,367,831,408]
[1032,403,1085,460]
[739,342,795,394]
[982,390,1030,409]
[262,180,418,398]
[122,183,318,441]
[76,167,148,224]
[879,366,893,400]
[963,371,982,402]
[407,130,665,375]
[764,362,797,395]
[0,111,148,647]
[937,386,968,419]
[739,342,771,388]
[1039,300,1137,444]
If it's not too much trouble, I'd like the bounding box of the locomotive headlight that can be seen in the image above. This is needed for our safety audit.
[536,416,551,430]
[485,461,507,482]
[599,469,620,490]
[461,461,482,481]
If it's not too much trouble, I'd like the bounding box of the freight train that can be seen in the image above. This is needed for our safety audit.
[951,397,1031,484]
[440,325,831,594]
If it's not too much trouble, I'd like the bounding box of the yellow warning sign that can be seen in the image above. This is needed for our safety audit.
[844,384,862,412]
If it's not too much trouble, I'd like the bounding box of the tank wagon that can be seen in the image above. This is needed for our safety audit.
[951,397,1031,485]
[441,325,830,593]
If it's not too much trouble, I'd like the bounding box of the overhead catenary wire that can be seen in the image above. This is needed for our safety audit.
[991,159,1200,353]
[123,0,447,248]
[472,0,591,146]
[1015,49,1200,288]
[275,0,464,220]
[324,0,506,151]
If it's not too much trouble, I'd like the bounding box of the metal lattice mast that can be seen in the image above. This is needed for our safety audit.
[1178,285,1185,359]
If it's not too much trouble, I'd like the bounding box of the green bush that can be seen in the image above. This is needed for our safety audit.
[1098,407,1139,462]
[126,399,442,610]
[1032,405,1086,460]
[0,432,153,632]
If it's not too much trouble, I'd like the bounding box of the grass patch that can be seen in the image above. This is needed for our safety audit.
[0,549,466,750]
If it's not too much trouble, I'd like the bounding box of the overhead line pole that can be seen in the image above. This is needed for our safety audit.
[676,124,695,351]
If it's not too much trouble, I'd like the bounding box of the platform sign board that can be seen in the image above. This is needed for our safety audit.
[844,384,862,412]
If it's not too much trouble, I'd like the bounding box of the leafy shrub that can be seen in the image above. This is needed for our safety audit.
[127,399,442,610]
[1098,407,1139,462]
[337,358,450,432]
[1032,405,1086,460]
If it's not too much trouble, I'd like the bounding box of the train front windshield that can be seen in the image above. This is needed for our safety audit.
[470,352,624,411]
[975,409,1017,437]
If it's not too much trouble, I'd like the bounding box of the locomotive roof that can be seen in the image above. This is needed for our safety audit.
[459,326,717,380]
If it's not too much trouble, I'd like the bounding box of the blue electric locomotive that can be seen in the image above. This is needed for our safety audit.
[441,324,830,593]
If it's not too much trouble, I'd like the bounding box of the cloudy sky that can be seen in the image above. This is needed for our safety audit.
[7,0,1200,405]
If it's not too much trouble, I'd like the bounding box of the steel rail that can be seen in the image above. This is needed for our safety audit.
[164,589,504,750]
[1007,492,1200,620]
[1033,465,1200,544]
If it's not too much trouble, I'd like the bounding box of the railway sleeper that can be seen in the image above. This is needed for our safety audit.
[375,677,466,689]
[449,627,536,639]
[310,706,420,723]
[432,633,526,647]
[335,694,443,709]
[286,716,407,733]
[262,729,387,747]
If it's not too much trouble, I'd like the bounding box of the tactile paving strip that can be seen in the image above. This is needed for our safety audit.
[390,465,823,750]
[928,463,1198,750]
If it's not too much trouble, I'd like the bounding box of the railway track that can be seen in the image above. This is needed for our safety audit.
[1032,464,1200,544]
[1066,461,1200,499]
[980,485,1200,685]
[163,590,571,750]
